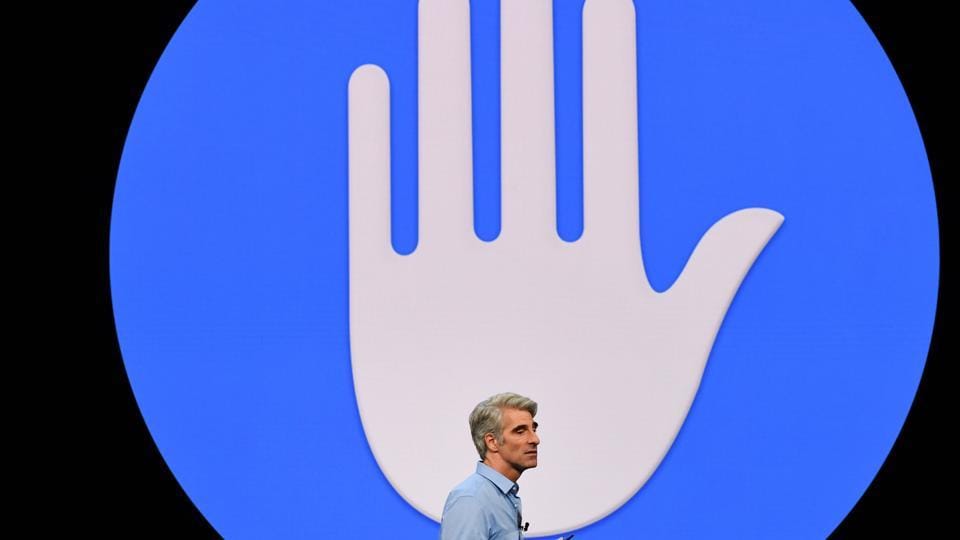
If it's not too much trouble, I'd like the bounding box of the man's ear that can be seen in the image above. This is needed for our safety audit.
[484,433,499,453]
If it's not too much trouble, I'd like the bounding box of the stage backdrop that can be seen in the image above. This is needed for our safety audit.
[111,1,937,537]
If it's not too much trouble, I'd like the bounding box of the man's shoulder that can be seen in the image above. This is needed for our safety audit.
[440,484,491,538]
[445,470,497,505]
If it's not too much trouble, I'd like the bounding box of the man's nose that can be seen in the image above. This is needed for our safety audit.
[531,431,540,445]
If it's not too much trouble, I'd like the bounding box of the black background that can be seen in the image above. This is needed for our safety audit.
[51,1,953,536]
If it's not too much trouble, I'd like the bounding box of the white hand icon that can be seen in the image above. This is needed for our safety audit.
[348,0,783,535]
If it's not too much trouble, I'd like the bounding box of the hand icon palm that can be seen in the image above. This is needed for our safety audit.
[348,0,782,534]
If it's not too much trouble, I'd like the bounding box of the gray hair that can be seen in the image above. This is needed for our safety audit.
[469,392,538,460]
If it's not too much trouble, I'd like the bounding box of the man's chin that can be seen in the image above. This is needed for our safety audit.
[515,461,538,472]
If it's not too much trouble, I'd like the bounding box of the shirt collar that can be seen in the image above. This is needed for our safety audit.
[476,461,519,496]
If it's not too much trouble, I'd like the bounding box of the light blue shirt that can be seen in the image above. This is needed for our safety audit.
[440,462,525,540]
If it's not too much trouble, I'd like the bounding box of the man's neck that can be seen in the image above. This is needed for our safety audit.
[483,457,521,483]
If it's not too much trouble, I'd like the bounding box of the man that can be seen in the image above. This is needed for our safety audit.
[440,392,540,539]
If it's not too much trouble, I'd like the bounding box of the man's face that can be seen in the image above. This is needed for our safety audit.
[495,407,540,473]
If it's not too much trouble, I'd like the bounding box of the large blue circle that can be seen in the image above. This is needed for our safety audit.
[111,1,938,537]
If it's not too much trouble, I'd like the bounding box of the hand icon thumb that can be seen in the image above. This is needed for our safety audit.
[669,208,785,323]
